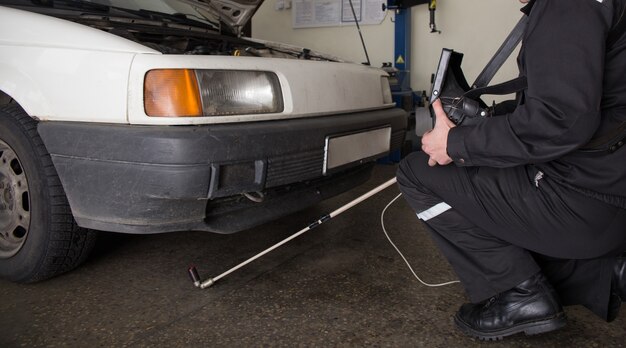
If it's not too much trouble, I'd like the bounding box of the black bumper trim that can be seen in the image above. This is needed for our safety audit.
[37,108,407,234]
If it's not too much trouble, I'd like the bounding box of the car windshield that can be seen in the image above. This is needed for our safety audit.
[1,0,221,30]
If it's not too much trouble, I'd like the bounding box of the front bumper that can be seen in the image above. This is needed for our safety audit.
[37,108,407,234]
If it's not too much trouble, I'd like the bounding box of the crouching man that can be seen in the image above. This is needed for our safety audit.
[397,0,626,340]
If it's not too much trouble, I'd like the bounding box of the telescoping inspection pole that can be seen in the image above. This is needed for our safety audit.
[188,177,398,289]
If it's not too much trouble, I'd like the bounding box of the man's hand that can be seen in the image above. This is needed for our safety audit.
[422,99,456,166]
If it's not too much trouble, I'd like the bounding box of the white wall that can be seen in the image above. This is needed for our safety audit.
[252,0,524,99]
[251,2,395,66]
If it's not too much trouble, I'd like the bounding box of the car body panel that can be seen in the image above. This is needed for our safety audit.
[0,3,407,234]
[0,6,394,125]
[0,6,155,122]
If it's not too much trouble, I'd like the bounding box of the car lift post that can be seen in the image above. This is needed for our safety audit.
[382,0,439,156]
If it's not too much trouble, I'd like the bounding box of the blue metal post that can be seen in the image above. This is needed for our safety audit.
[384,1,422,162]
[393,7,411,92]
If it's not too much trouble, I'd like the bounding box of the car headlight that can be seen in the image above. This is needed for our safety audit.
[381,76,393,104]
[144,69,283,117]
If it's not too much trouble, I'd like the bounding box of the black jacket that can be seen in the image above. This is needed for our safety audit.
[447,0,626,208]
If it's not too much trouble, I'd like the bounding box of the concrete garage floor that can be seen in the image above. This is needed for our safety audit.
[1,164,624,347]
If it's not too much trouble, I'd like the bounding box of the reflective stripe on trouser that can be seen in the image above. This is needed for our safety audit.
[396,151,625,320]
[417,202,452,221]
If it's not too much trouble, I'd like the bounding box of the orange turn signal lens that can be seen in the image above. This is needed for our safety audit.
[144,69,202,117]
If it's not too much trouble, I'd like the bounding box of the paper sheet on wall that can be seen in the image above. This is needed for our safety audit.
[292,0,386,28]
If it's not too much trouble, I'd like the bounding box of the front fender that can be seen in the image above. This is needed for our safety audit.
[0,6,158,123]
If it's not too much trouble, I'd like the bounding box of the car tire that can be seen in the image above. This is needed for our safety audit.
[0,104,97,282]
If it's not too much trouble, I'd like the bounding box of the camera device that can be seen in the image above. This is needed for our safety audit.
[430,48,529,127]
[428,16,529,127]
[431,49,490,126]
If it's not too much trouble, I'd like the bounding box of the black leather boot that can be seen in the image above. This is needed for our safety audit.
[454,272,566,341]
[607,254,625,322]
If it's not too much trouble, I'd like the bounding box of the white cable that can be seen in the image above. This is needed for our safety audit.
[381,193,460,287]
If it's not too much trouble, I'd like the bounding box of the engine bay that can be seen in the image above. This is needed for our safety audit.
[71,15,338,60]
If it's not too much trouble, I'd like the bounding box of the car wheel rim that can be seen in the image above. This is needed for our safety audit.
[0,139,31,259]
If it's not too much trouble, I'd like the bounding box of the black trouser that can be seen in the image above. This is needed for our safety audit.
[396,151,626,320]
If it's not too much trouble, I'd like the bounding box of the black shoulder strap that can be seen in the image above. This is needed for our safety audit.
[472,16,528,89]
[474,4,624,89]
[464,76,527,100]
[468,5,625,154]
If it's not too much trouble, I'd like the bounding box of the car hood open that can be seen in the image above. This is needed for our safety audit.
[176,0,262,33]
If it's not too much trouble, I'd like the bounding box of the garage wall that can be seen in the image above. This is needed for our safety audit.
[252,0,524,98]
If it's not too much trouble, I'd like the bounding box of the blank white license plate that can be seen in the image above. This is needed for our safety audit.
[323,127,391,174]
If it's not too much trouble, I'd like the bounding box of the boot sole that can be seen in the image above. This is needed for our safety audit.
[454,312,567,341]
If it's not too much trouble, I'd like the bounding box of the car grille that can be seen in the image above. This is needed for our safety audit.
[265,130,404,188]
[390,130,405,151]
[266,150,324,188]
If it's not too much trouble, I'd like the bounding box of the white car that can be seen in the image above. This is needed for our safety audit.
[0,0,406,282]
